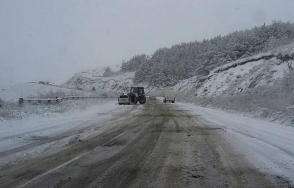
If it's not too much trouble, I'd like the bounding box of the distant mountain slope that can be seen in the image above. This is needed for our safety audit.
[62,65,135,94]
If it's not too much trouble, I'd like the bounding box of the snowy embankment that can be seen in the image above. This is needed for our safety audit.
[175,43,294,126]
[178,102,294,184]
[0,99,134,169]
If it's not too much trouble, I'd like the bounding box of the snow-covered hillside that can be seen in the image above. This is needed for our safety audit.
[0,83,90,102]
[175,44,294,95]
[174,43,294,126]
[197,46,293,97]
[59,43,294,126]
[196,58,290,97]
[62,65,134,94]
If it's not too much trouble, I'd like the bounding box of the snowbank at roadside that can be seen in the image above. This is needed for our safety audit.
[178,102,294,185]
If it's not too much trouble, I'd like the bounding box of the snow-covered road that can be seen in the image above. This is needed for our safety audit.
[1,100,280,188]
[178,103,294,184]
[0,99,136,168]
[0,99,293,187]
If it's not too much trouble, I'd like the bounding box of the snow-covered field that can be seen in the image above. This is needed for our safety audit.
[0,99,135,169]
[0,82,91,102]
[178,102,294,184]
[0,82,113,121]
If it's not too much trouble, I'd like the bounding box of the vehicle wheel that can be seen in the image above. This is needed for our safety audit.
[172,101,175,103]
[134,97,138,104]
[130,95,137,104]
[119,103,122,105]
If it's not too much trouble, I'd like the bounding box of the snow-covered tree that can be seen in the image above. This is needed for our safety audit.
[103,67,113,77]
[125,21,294,87]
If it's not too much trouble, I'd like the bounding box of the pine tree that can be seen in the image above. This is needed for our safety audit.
[124,21,294,87]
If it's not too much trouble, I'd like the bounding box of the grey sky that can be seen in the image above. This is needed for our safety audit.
[1,0,294,85]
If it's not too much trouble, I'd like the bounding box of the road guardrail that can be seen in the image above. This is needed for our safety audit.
[18,96,105,104]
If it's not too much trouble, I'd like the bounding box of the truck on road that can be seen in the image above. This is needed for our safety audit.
[163,90,175,103]
[129,87,146,104]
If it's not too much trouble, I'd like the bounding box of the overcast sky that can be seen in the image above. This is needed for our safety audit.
[1,0,294,85]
